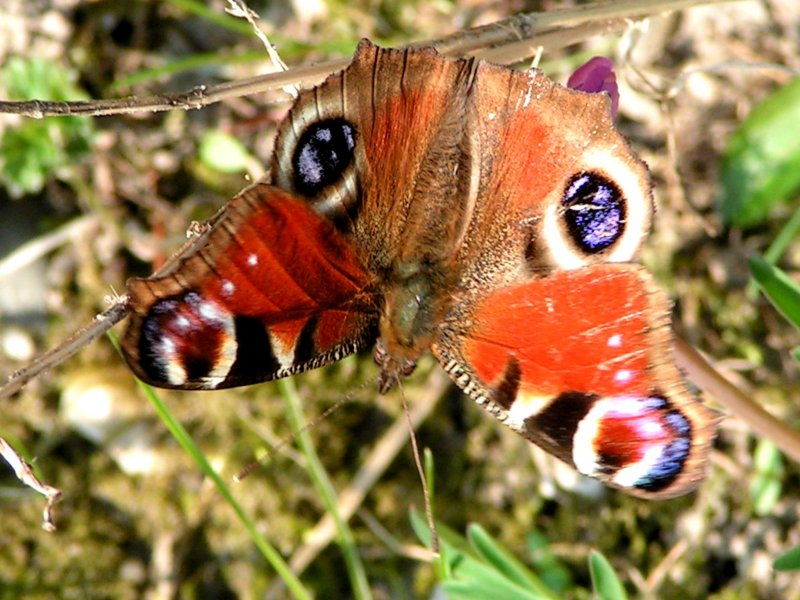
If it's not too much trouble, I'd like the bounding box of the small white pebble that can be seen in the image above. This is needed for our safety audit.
[2,327,35,361]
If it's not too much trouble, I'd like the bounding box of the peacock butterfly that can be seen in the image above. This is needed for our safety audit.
[121,40,718,499]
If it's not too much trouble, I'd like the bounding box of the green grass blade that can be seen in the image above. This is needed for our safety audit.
[137,381,311,598]
[277,378,372,600]
[749,256,800,330]
[443,577,551,600]
[108,333,311,599]
[746,205,800,297]
[589,550,627,600]
[423,447,451,580]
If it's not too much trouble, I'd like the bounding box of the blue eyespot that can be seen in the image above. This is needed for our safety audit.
[562,172,625,253]
[293,118,356,195]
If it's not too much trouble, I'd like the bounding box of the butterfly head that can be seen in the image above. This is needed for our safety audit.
[373,341,417,394]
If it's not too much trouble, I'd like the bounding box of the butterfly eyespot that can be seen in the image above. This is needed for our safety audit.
[292,118,357,196]
[562,172,626,254]
[137,292,237,389]
[571,395,694,494]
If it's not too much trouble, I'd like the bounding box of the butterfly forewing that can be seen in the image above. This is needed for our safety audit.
[271,41,480,278]
[123,185,379,389]
[457,59,654,282]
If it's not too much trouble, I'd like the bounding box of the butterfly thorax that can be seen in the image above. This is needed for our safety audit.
[375,256,458,393]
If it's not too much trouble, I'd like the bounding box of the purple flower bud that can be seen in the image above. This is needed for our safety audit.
[567,57,619,119]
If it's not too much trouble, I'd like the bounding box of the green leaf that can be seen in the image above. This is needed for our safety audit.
[410,508,434,549]
[526,531,573,595]
[198,130,252,173]
[467,525,558,598]
[411,513,562,600]
[439,542,552,600]
[719,77,800,227]
[589,551,627,600]
[0,57,94,196]
[749,439,784,516]
[774,545,800,571]
[749,256,800,330]
[443,576,548,600]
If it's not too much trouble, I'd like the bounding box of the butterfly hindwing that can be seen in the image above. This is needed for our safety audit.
[122,184,379,389]
[434,264,718,499]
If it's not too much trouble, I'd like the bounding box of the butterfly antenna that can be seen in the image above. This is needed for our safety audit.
[0,295,131,401]
[397,379,440,558]
[233,382,370,482]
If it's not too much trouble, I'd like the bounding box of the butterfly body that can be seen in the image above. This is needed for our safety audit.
[122,40,718,499]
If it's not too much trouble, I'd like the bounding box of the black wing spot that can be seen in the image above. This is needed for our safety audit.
[228,315,280,382]
[494,357,522,410]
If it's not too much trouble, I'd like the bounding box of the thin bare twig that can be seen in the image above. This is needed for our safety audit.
[224,0,298,97]
[0,437,62,531]
[675,336,800,463]
[0,298,131,401]
[0,0,737,119]
[0,214,99,280]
